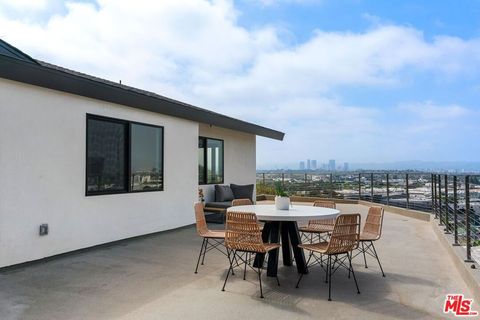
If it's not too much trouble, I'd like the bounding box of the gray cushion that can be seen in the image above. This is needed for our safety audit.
[230,184,254,201]
[205,201,232,209]
[215,185,234,202]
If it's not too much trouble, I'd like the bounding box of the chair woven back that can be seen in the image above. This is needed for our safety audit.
[313,200,336,209]
[231,198,253,206]
[225,211,265,253]
[308,200,337,228]
[363,206,384,240]
[325,214,361,255]
[194,202,209,237]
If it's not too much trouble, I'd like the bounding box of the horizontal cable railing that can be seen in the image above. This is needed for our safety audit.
[256,171,479,264]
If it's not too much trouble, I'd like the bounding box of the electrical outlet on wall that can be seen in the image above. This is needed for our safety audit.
[39,224,48,236]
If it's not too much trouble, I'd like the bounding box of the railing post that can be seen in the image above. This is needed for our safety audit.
[304,173,307,184]
[438,175,443,226]
[433,174,439,219]
[405,173,409,209]
[329,173,333,199]
[431,174,435,215]
[358,173,362,200]
[281,173,285,188]
[453,176,459,246]
[370,173,374,202]
[465,175,473,262]
[386,173,390,206]
[433,174,438,218]
[262,172,265,185]
[444,175,451,234]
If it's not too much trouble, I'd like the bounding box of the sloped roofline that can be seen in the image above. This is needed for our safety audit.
[0,39,284,141]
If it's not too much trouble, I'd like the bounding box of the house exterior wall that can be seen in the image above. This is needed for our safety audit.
[198,123,256,202]
[0,78,199,267]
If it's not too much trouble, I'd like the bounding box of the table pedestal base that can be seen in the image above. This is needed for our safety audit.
[253,221,308,277]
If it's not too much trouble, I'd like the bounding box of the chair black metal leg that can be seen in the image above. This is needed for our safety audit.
[258,267,264,298]
[370,241,386,277]
[225,248,236,276]
[201,239,208,265]
[325,259,329,284]
[361,241,368,268]
[226,248,240,276]
[296,254,312,288]
[348,259,351,279]
[328,255,332,301]
[296,273,304,288]
[194,238,206,274]
[243,252,248,280]
[348,252,361,294]
[222,250,235,292]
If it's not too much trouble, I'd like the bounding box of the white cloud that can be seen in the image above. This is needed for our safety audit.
[0,0,479,165]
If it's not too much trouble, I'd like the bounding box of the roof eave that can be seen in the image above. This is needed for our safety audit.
[0,56,285,141]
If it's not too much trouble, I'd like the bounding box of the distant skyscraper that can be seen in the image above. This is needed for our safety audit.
[328,159,336,171]
[299,161,305,170]
[307,159,311,170]
[311,160,317,170]
[343,162,349,171]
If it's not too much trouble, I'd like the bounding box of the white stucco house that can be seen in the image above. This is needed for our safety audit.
[0,39,284,268]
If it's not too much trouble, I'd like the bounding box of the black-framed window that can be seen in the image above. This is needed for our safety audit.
[198,137,224,185]
[86,114,164,195]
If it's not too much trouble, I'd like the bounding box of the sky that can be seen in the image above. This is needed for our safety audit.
[0,0,479,169]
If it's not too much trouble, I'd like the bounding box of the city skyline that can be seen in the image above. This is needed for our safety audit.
[298,159,349,171]
[259,159,480,173]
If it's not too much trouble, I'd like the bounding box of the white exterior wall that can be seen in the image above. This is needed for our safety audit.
[0,78,199,267]
[198,124,256,202]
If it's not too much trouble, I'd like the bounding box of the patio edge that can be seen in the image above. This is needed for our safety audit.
[430,219,480,303]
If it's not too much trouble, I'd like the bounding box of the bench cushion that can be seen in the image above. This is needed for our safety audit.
[215,185,234,202]
[230,184,254,201]
[205,201,232,209]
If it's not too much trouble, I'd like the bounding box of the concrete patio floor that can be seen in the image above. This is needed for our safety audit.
[0,203,477,320]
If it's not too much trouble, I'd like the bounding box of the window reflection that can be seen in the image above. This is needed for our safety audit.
[198,138,206,184]
[87,118,127,193]
[131,124,163,191]
[198,137,223,184]
[207,139,223,184]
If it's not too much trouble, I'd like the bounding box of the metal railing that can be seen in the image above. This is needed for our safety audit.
[431,174,480,263]
[256,171,480,263]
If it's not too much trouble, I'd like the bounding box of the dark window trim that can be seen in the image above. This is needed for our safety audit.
[198,136,224,185]
[86,114,164,196]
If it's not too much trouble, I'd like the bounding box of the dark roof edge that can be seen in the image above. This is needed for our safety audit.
[0,39,40,65]
[0,55,284,141]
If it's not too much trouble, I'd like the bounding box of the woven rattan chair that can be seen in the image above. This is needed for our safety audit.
[232,197,263,230]
[231,198,253,206]
[299,200,337,243]
[194,202,227,274]
[222,211,280,298]
[296,213,361,301]
[231,198,260,264]
[353,206,385,277]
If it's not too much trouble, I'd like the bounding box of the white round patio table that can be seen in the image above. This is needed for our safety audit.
[227,204,340,276]
[227,204,339,221]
